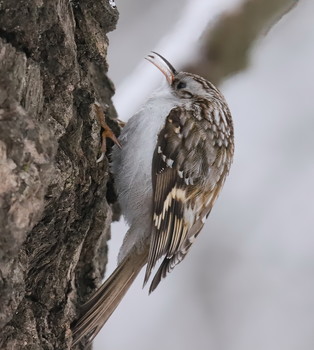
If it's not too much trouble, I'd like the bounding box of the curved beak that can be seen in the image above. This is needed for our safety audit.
[145,52,177,84]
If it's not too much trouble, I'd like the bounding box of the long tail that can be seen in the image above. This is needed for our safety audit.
[72,249,148,346]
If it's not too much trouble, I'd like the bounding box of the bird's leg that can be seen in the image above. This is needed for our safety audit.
[94,102,122,163]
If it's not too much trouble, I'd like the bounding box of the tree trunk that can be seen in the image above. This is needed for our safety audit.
[0,1,118,349]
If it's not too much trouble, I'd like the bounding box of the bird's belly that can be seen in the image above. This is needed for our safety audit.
[111,96,176,226]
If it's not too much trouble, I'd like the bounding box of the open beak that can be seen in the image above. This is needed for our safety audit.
[145,52,177,85]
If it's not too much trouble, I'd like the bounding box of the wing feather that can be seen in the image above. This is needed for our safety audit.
[144,104,233,290]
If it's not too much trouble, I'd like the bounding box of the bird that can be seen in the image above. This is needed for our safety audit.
[72,52,234,346]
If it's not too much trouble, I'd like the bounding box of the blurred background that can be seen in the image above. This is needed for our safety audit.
[96,0,314,349]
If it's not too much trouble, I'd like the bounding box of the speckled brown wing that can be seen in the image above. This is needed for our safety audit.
[144,102,234,293]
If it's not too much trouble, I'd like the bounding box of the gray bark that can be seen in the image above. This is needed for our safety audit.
[0,1,118,349]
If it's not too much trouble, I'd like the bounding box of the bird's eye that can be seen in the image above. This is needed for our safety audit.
[177,82,186,90]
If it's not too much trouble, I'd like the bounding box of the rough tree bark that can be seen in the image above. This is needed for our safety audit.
[0,1,118,349]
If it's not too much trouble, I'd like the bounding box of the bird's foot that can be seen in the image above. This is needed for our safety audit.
[94,102,122,163]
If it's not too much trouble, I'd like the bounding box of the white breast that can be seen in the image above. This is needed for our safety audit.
[111,88,179,230]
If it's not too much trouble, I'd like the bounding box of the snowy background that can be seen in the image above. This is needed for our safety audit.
[95,0,314,349]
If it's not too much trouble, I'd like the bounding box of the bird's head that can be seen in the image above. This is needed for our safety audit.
[146,52,219,101]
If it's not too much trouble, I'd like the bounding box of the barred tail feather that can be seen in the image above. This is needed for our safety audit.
[72,249,148,347]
